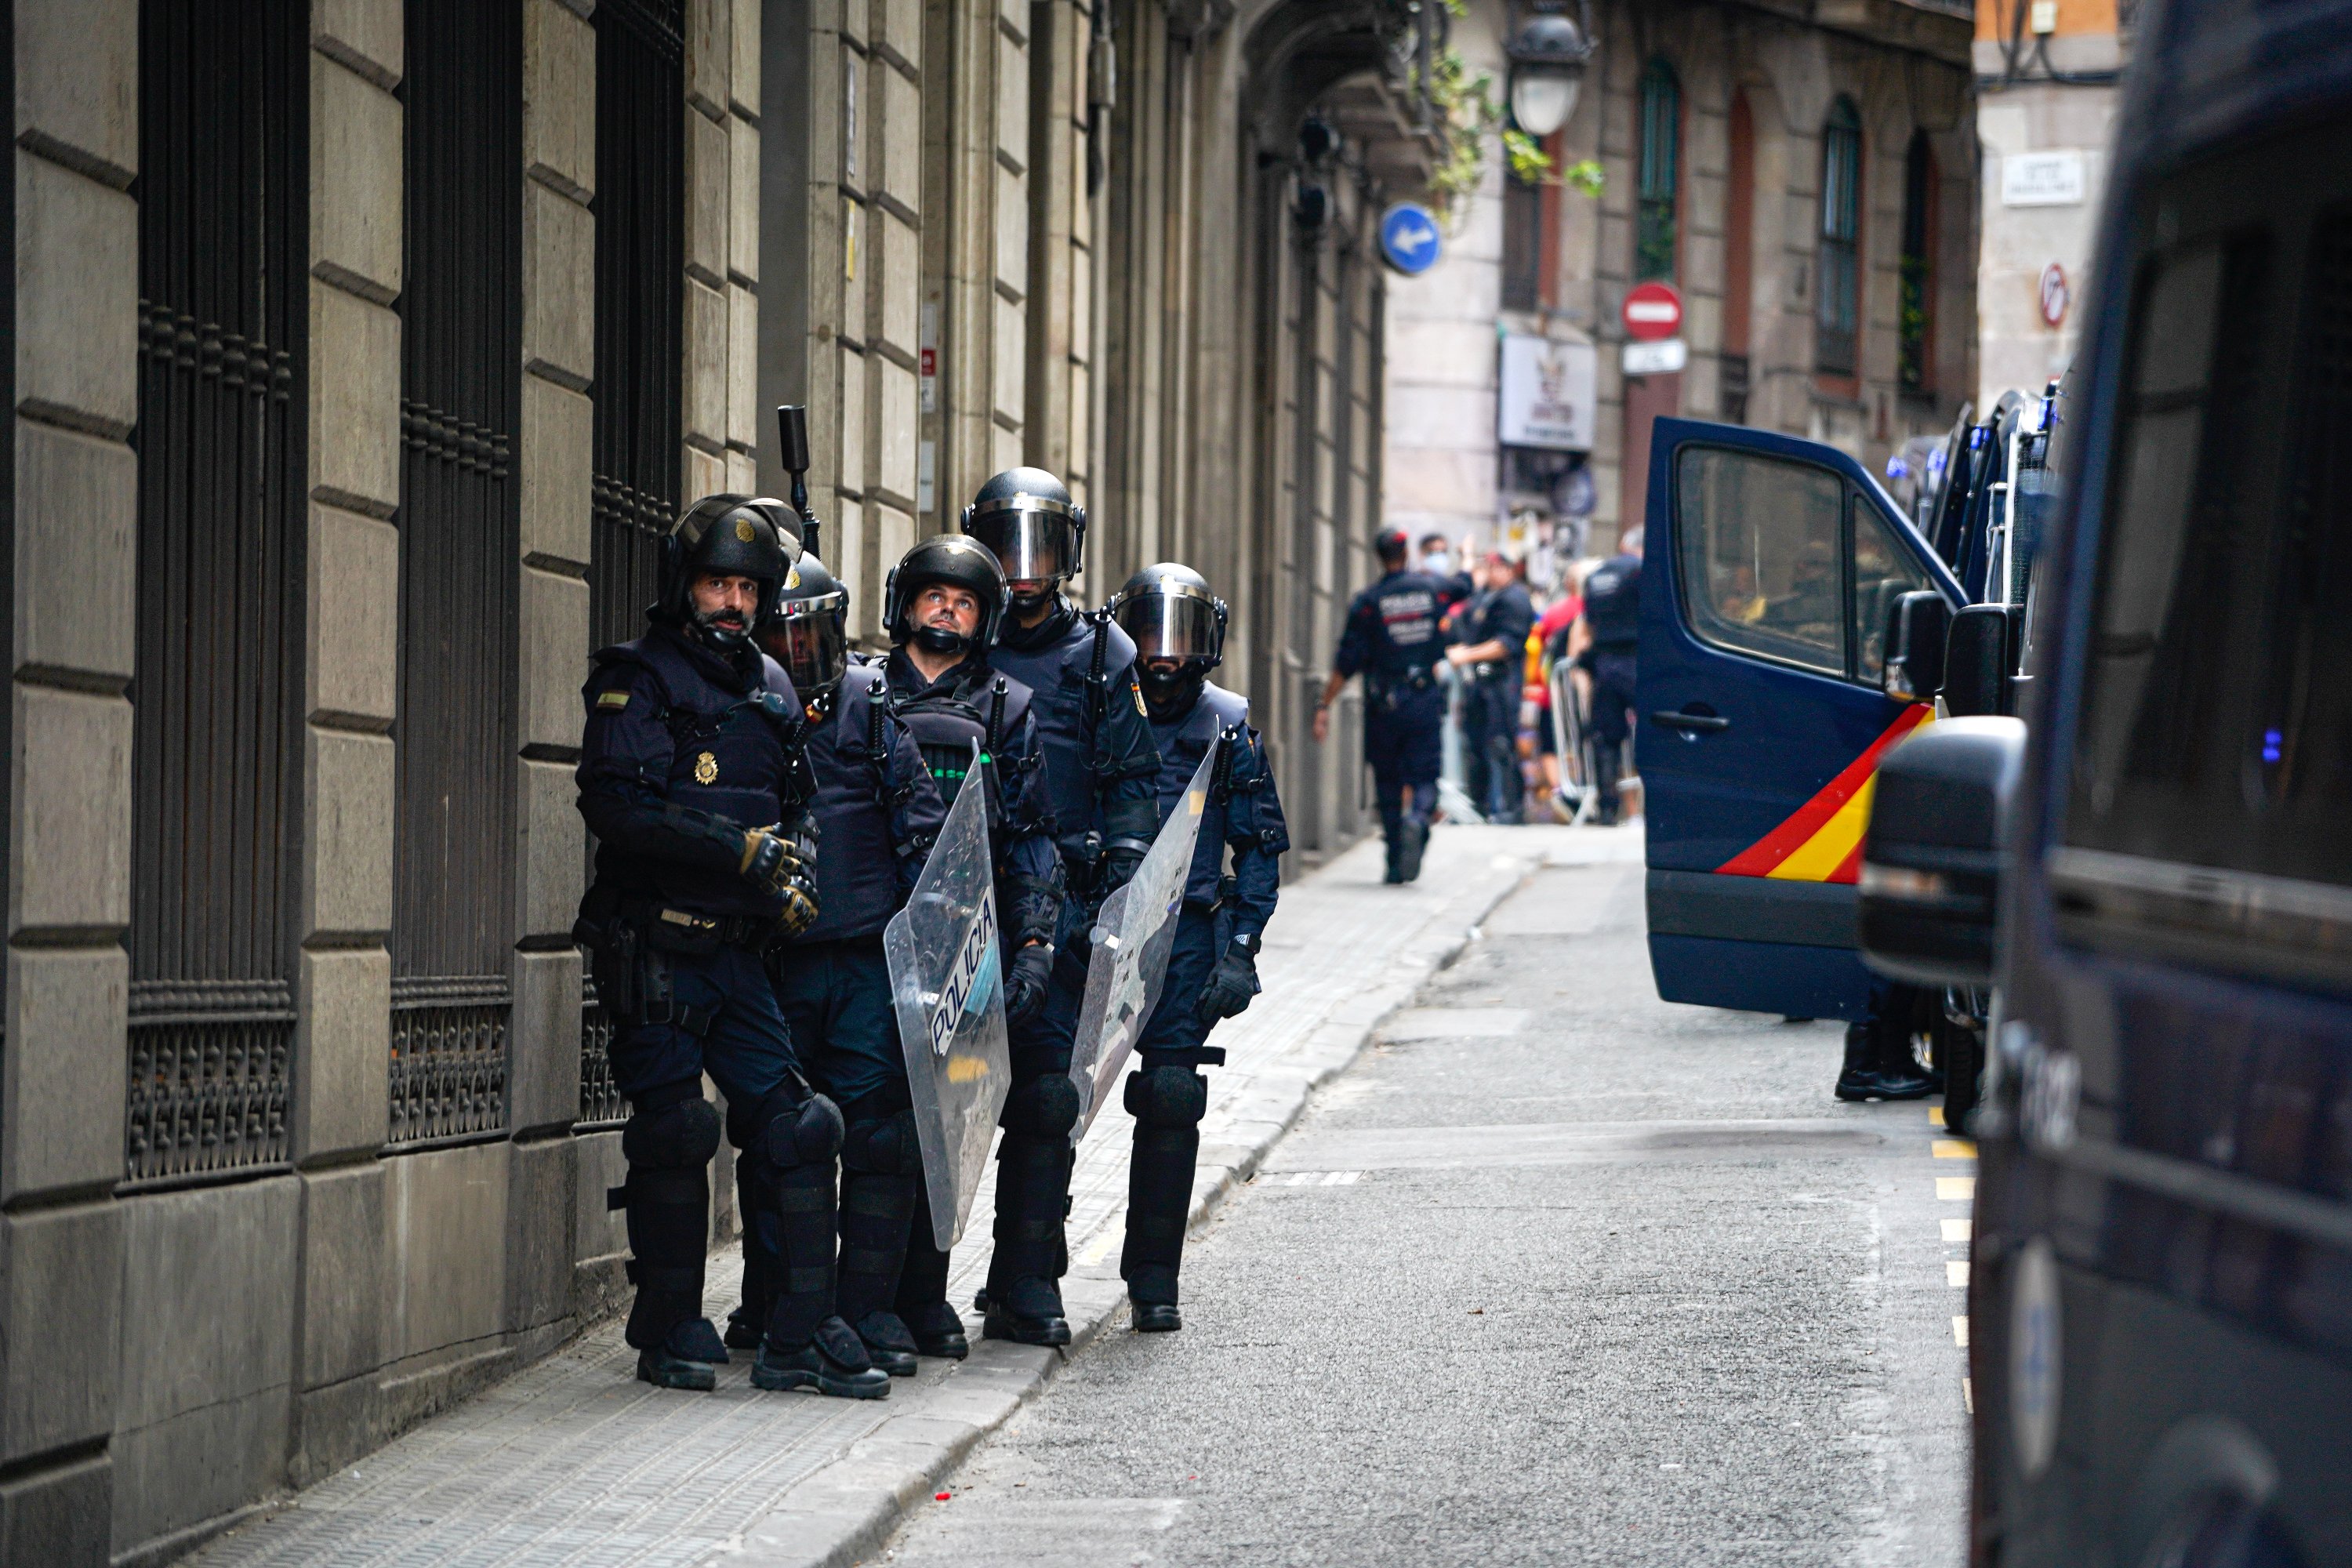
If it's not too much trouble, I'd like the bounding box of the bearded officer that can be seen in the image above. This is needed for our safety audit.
[958,470,1161,1345]
[725,551,952,1377]
[1313,528,1445,882]
[1106,564,1288,1330]
[574,495,890,1399]
[876,535,1065,1358]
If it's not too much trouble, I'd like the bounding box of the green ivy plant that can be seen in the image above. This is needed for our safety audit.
[1421,5,1603,220]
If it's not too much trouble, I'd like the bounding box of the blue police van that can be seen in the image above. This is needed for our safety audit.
[1639,0,2352,1555]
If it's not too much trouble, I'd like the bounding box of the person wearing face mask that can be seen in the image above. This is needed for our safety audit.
[1104,564,1288,1330]
[731,551,954,1377]
[872,535,1066,1355]
[572,495,877,1397]
[956,470,1162,1346]
[1313,528,1447,882]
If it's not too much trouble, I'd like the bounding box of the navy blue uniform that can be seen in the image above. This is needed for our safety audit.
[1459,579,1536,823]
[1575,553,1641,821]
[1334,569,1447,870]
[1120,680,1287,1311]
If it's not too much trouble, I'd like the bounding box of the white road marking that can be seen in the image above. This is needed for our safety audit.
[1947,1261,1970,1289]
[1941,1218,1972,1243]
[1953,1316,1970,1348]
[1936,1177,1976,1201]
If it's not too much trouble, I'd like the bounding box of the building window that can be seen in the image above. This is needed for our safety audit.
[1723,89,1756,422]
[1899,131,1937,394]
[1635,60,1680,283]
[1502,161,1543,312]
[1817,96,1863,379]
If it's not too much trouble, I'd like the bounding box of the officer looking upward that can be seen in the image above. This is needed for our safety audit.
[1314,528,1446,883]
[876,535,1065,1356]
[573,495,891,1399]
[958,469,1162,1346]
[728,552,952,1379]
[1570,527,1642,826]
[1448,550,1537,824]
[1108,564,1288,1330]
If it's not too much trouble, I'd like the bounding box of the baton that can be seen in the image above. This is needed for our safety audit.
[776,405,819,558]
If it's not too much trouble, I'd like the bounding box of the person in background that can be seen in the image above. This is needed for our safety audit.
[1316,528,1447,881]
[1447,551,1536,823]
[1570,528,1642,826]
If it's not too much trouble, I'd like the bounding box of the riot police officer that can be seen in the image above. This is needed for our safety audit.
[574,495,890,1400]
[1572,528,1641,825]
[875,535,1065,1356]
[728,553,952,1377]
[957,469,1161,1345]
[1448,550,1537,823]
[1107,564,1288,1330]
[1314,529,1446,883]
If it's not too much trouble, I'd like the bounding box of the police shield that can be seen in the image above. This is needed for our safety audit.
[886,741,1014,1249]
[1066,745,1219,1141]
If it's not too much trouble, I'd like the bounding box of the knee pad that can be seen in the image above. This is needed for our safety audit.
[1002,1073,1080,1139]
[842,1108,923,1175]
[759,1089,844,1170]
[1123,1066,1207,1129]
[620,1092,723,1170]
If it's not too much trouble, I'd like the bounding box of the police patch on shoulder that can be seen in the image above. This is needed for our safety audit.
[596,690,631,711]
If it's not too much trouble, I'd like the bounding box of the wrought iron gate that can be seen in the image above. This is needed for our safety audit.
[581,0,686,1123]
[392,0,524,1146]
[127,0,307,1187]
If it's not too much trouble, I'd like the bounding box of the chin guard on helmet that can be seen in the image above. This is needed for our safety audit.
[960,466,1086,587]
[760,552,851,703]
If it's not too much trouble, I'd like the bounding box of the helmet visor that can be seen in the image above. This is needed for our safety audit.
[760,606,849,694]
[1115,585,1222,662]
[967,507,1076,583]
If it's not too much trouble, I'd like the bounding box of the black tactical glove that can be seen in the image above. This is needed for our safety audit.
[1195,937,1261,1022]
[741,824,822,936]
[1004,941,1055,1025]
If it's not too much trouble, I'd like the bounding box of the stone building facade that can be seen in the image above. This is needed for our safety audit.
[0,0,1431,1559]
[1388,0,1980,552]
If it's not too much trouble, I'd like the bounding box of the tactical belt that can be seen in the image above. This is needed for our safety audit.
[625,898,775,951]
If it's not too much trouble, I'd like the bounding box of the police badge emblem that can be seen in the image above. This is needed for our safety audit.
[694,751,719,784]
[735,518,757,543]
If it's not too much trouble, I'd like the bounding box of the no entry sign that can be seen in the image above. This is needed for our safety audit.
[1622,281,1682,342]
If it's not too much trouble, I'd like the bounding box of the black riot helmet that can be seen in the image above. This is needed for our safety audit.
[883,534,1009,657]
[656,493,802,654]
[960,467,1086,609]
[759,552,851,706]
[1109,562,1228,712]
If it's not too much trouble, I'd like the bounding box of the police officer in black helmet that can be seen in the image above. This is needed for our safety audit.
[874,534,1065,1356]
[1315,528,1447,882]
[1105,564,1289,1330]
[574,494,891,1400]
[957,469,1160,1345]
[725,552,954,1377]
[1571,527,1642,826]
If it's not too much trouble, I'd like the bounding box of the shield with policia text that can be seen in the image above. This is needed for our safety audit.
[1066,744,1219,1142]
[886,740,1013,1248]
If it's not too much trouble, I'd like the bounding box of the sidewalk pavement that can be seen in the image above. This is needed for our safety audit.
[192,822,1639,1568]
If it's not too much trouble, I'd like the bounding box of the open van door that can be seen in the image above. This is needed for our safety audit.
[1638,418,1962,1021]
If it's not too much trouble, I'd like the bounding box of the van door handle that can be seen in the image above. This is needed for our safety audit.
[1651,710,1730,733]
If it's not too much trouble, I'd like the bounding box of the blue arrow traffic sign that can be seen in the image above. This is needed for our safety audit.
[1379,203,1443,276]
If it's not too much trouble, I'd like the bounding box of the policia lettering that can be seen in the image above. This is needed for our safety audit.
[573,494,887,1399]
[1319,528,1446,882]
[877,534,1065,1356]
[959,468,1165,1347]
[1109,564,1289,1331]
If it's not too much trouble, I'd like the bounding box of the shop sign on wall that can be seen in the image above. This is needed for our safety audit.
[1498,333,1596,452]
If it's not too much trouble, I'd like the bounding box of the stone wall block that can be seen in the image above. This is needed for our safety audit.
[2,947,128,1200]
[880,0,920,72]
[839,347,868,495]
[520,375,593,568]
[0,1203,122,1463]
[15,0,138,186]
[728,283,758,452]
[310,57,404,303]
[993,292,1026,425]
[308,282,402,514]
[684,278,729,448]
[296,1163,386,1389]
[522,182,596,390]
[572,1127,627,1264]
[878,211,919,360]
[731,0,762,114]
[314,0,405,89]
[9,686,131,934]
[0,1453,111,1568]
[13,419,135,681]
[520,567,590,752]
[880,66,920,218]
[687,0,732,118]
[877,358,916,504]
[517,757,584,940]
[302,728,395,938]
[726,449,757,492]
[728,114,760,284]
[504,1137,575,1333]
[524,0,597,202]
[307,503,399,724]
[994,162,1028,295]
[384,1142,511,1362]
[508,948,583,1134]
[684,443,727,503]
[996,31,1029,165]
[687,107,729,287]
[292,946,390,1161]
[15,152,136,437]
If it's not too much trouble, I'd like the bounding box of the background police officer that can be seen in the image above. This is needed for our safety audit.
[1314,529,1446,883]
[958,469,1162,1345]
[574,495,889,1400]
[874,535,1066,1355]
[1448,550,1537,823]
[1108,564,1288,1330]
[731,553,951,1378]
[1570,527,1642,825]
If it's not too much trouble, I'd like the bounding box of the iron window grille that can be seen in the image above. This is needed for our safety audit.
[388,977,510,1145]
[1635,60,1680,285]
[128,0,307,1185]
[1817,97,1864,379]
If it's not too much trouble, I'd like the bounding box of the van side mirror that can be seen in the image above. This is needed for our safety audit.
[1857,717,2024,988]
[1881,591,1951,702]
[1943,604,2023,717]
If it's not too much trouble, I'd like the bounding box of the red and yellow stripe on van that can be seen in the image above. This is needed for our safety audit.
[1715,705,1933,885]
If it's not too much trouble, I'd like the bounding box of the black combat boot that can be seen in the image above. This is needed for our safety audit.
[725,1152,777,1350]
[1398,820,1430,883]
[1122,1064,1207,1334]
[838,1105,923,1374]
[1834,1021,1935,1102]
[753,1315,892,1399]
[895,1168,970,1359]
